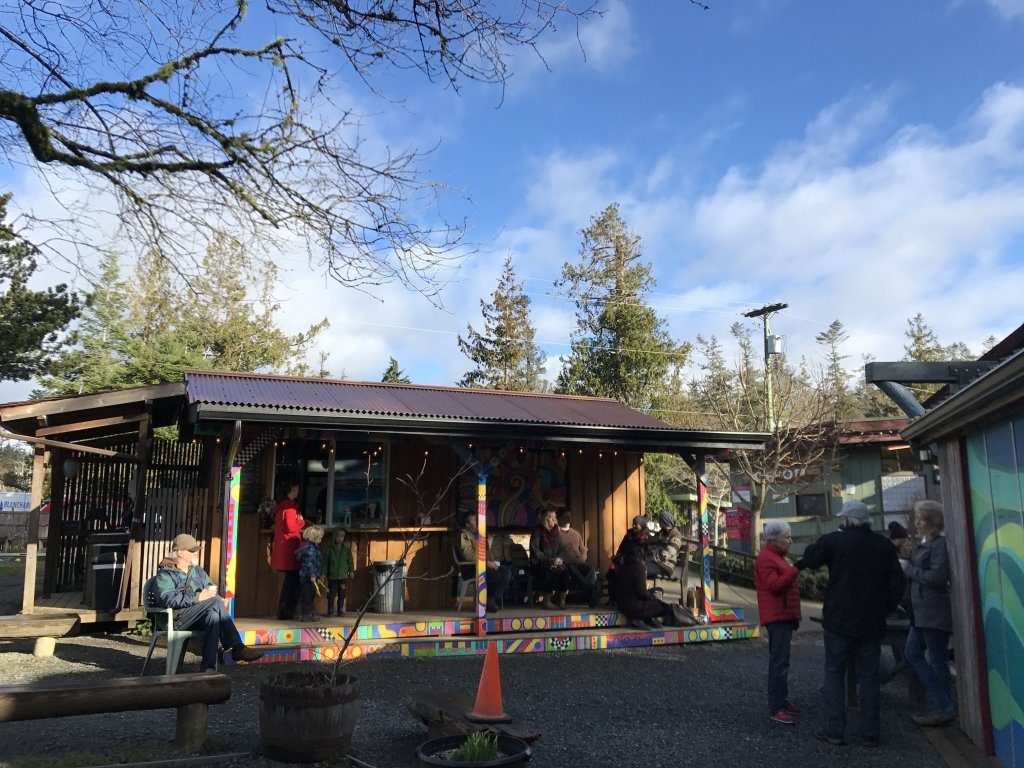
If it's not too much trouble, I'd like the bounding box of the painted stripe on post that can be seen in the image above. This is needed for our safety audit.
[697,455,712,620]
[476,471,488,637]
[225,465,241,618]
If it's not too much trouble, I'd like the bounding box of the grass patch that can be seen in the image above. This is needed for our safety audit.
[0,557,25,576]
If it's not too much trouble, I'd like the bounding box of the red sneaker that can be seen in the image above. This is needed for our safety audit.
[785,703,802,715]
[771,710,796,725]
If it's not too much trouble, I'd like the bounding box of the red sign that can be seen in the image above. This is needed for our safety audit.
[725,507,752,543]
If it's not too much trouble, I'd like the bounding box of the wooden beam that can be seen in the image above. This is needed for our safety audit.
[0,381,185,422]
[21,448,47,615]
[0,613,80,640]
[36,414,147,437]
[0,427,138,461]
[42,448,65,598]
[119,415,151,612]
[0,672,231,722]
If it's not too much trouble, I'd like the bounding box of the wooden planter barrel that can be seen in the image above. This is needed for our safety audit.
[259,672,360,763]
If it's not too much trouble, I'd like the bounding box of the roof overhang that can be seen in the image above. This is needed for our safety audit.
[902,347,1024,443]
[191,403,769,454]
[0,382,186,441]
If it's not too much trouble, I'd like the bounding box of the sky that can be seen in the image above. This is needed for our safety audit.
[5,0,1024,402]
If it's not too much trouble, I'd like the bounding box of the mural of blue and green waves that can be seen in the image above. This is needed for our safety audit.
[967,414,1024,768]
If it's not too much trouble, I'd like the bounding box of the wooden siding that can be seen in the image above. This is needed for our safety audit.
[938,436,990,754]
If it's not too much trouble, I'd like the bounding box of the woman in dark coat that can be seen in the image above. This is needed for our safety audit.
[530,509,571,610]
[610,546,671,629]
[905,500,955,726]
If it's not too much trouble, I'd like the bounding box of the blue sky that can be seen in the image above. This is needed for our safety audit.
[6,0,1024,400]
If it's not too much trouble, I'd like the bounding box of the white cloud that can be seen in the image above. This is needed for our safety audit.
[985,0,1024,18]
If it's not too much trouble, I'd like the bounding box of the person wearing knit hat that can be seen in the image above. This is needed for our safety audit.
[888,521,909,543]
[799,499,906,746]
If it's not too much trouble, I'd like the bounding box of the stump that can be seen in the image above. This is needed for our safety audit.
[408,691,540,743]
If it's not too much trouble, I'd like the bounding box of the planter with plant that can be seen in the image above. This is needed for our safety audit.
[416,731,532,768]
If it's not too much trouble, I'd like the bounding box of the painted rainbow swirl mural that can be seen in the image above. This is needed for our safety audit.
[968,415,1024,768]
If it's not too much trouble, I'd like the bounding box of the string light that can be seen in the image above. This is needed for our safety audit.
[215,437,221,444]
[424,450,430,456]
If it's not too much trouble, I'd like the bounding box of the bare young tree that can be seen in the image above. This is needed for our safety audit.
[690,324,837,553]
[0,1,596,297]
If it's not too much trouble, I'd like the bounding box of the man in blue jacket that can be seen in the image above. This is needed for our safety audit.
[798,500,905,747]
[153,533,262,671]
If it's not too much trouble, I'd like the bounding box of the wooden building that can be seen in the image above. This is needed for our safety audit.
[902,332,1024,768]
[1,371,768,661]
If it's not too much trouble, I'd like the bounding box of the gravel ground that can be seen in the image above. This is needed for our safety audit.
[0,626,950,768]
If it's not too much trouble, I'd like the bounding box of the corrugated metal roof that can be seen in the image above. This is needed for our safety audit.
[184,370,677,430]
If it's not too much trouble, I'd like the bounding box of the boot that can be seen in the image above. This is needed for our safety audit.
[231,643,264,663]
[539,594,557,610]
[556,591,567,610]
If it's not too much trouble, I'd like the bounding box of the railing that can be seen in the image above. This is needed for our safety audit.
[680,536,757,601]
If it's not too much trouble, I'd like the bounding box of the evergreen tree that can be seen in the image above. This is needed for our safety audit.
[382,357,411,383]
[815,320,856,420]
[555,204,689,411]
[903,313,974,403]
[851,354,902,418]
[0,193,79,381]
[458,255,546,391]
[36,252,127,395]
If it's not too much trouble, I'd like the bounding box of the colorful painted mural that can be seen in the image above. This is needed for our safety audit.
[967,413,1024,768]
[233,622,760,664]
[457,446,567,528]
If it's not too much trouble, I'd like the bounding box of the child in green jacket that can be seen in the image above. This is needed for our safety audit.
[324,528,354,616]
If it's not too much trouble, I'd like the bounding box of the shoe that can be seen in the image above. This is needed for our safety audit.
[628,618,650,630]
[912,710,955,727]
[337,609,345,617]
[785,703,802,715]
[326,609,333,617]
[648,617,664,628]
[231,644,264,663]
[815,730,845,746]
[770,710,796,725]
[539,596,558,610]
[556,592,567,610]
[300,614,322,623]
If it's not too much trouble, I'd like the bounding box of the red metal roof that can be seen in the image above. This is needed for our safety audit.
[184,370,677,430]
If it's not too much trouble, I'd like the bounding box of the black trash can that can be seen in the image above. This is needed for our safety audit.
[93,550,125,612]
[372,560,405,613]
[84,531,129,607]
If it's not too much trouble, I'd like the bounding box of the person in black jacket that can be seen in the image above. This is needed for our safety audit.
[798,500,906,747]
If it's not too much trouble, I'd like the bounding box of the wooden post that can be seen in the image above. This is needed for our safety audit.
[21,447,47,615]
[475,470,488,637]
[696,454,712,620]
[175,702,209,752]
[325,438,336,526]
[42,448,65,597]
[223,466,241,617]
[123,415,152,610]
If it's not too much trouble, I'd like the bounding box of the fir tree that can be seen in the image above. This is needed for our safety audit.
[458,255,546,391]
[903,313,974,403]
[0,193,79,381]
[815,320,856,420]
[555,203,688,411]
[36,252,127,395]
[382,357,411,383]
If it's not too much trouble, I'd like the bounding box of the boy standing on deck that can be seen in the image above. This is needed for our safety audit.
[324,528,355,617]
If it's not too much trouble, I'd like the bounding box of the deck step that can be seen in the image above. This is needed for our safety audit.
[234,621,760,665]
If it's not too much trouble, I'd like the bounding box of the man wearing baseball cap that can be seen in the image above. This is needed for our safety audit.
[798,500,906,747]
[153,533,262,670]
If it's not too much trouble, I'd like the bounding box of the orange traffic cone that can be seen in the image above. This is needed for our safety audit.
[467,641,511,722]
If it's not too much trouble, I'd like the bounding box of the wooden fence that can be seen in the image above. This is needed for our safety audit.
[0,510,48,552]
[139,487,210,585]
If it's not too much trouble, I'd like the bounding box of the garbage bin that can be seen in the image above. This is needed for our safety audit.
[92,550,125,612]
[84,530,129,607]
[372,560,405,613]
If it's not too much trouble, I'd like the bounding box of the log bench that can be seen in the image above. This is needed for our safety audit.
[0,672,232,752]
[408,690,540,743]
[0,613,80,657]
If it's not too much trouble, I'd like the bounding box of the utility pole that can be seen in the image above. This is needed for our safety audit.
[743,303,788,431]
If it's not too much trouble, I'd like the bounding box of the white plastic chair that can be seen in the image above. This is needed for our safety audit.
[452,546,475,611]
[139,575,206,675]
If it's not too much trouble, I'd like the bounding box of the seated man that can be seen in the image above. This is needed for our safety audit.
[648,511,686,581]
[610,546,672,630]
[458,516,512,612]
[154,533,263,671]
[557,510,602,608]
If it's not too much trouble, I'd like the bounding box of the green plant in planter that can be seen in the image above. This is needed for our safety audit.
[450,732,499,763]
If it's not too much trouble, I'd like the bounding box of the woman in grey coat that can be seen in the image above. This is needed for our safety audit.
[904,500,955,726]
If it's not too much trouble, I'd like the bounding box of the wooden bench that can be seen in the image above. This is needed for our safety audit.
[0,613,80,657]
[0,672,232,752]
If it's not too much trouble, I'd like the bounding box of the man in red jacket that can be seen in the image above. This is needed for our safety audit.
[754,520,802,725]
[271,481,304,620]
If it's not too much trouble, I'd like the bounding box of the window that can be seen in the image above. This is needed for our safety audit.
[795,493,828,518]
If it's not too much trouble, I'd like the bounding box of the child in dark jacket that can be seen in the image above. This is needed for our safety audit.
[295,525,325,622]
[324,528,355,616]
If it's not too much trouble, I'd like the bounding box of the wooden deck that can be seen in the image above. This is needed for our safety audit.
[31,591,146,623]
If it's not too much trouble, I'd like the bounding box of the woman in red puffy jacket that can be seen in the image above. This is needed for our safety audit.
[754,520,803,725]
[271,481,304,620]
